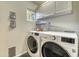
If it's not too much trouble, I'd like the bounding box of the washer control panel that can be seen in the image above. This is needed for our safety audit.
[61,37,75,44]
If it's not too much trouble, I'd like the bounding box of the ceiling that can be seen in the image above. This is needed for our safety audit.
[32,1,45,6]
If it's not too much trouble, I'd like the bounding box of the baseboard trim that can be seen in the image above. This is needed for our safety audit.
[14,51,27,57]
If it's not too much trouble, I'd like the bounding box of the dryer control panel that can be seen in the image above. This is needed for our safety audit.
[34,33,39,36]
[61,37,75,44]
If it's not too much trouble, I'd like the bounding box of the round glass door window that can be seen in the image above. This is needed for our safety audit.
[27,36,37,53]
[42,42,70,57]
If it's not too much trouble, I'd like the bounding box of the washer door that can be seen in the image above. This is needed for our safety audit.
[27,36,37,53]
[42,42,70,57]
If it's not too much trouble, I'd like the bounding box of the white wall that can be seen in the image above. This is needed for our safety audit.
[0,1,37,57]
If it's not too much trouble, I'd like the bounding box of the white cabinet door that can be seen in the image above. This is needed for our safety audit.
[55,1,72,15]
[37,1,55,19]
[56,1,68,11]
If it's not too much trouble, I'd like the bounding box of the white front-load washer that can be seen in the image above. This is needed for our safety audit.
[41,32,78,57]
[26,32,41,57]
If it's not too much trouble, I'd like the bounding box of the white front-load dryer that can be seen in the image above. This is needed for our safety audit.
[26,32,41,57]
[41,33,78,57]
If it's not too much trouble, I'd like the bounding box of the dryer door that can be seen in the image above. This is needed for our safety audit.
[27,36,38,53]
[42,42,70,57]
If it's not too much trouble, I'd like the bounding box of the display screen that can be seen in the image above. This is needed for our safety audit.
[61,37,75,44]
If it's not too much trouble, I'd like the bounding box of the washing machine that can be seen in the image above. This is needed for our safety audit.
[41,32,78,57]
[26,32,41,57]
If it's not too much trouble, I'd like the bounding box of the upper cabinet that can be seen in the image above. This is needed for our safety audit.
[55,1,72,16]
[36,1,72,20]
[36,1,55,20]
[56,2,70,11]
